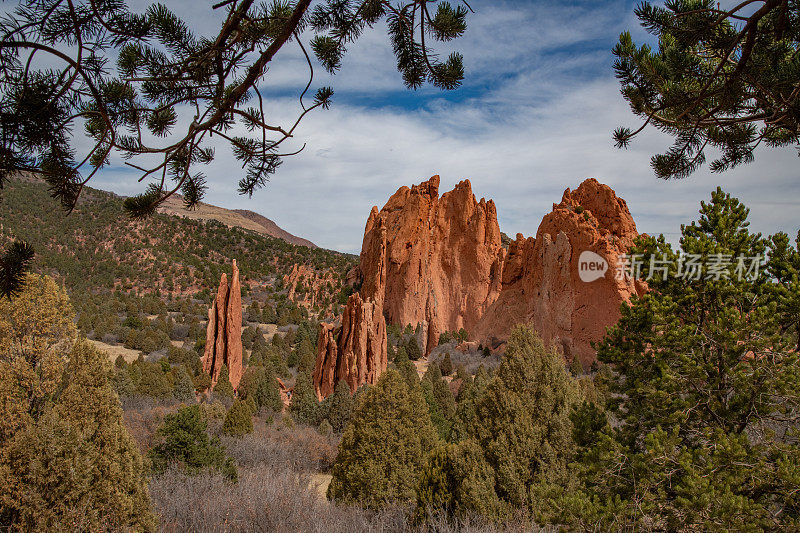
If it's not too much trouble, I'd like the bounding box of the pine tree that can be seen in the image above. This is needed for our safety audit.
[767,230,800,351]
[0,0,471,282]
[327,370,437,508]
[614,0,800,179]
[562,189,800,530]
[149,405,237,482]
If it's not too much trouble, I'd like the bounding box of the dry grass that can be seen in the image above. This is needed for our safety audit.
[88,339,141,363]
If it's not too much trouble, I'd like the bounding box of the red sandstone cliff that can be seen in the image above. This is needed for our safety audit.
[312,176,645,399]
[201,259,244,391]
[474,179,646,367]
[359,175,504,355]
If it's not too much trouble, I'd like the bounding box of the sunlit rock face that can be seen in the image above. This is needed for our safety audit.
[313,176,645,398]
[201,259,243,391]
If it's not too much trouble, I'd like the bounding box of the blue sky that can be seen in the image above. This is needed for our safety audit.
[76,0,799,252]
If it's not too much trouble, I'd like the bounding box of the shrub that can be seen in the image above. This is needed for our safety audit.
[319,380,354,433]
[149,405,237,481]
[318,419,332,436]
[439,352,453,376]
[136,362,172,399]
[212,365,234,400]
[222,399,254,437]
[416,439,503,522]
[173,366,196,402]
[290,372,319,425]
[328,370,437,508]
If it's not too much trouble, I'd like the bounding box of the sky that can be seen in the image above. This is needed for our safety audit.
[77,0,800,253]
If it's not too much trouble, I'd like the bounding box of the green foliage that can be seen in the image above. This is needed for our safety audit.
[0,278,154,530]
[172,365,196,401]
[392,345,419,388]
[290,372,319,425]
[404,337,422,361]
[149,405,237,482]
[318,419,333,436]
[415,440,503,522]
[544,189,800,530]
[469,325,579,510]
[136,361,172,398]
[167,344,197,367]
[319,380,354,433]
[328,370,437,508]
[767,230,800,351]
[614,0,800,178]
[0,240,35,299]
[213,365,234,400]
[438,352,453,376]
[222,399,254,437]
[422,363,456,440]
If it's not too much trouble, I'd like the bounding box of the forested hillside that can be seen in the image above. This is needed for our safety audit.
[0,175,357,357]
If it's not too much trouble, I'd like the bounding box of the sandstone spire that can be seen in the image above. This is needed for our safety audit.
[200,259,244,391]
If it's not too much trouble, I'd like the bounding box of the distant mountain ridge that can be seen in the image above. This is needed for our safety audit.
[157,195,317,248]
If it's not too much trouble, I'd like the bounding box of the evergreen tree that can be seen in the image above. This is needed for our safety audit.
[290,371,319,425]
[149,405,237,482]
[422,363,456,440]
[136,361,172,398]
[551,189,800,530]
[415,439,503,522]
[469,325,579,510]
[213,364,234,400]
[439,351,453,376]
[328,370,437,508]
[253,368,283,413]
[614,0,800,179]
[405,336,423,361]
[767,230,800,350]
[173,365,196,402]
[0,277,154,530]
[222,399,254,437]
[320,380,354,433]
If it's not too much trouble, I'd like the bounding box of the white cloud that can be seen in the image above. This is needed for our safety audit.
[78,1,800,252]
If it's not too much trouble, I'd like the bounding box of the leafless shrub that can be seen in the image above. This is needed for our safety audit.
[149,465,539,533]
[220,421,339,473]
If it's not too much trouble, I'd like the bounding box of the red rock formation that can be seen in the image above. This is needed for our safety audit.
[312,175,645,399]
[283,263,337,314]
[201,259,244,391]
[475,178,646,367]
[312,292,387,400]
[359,175,504,355]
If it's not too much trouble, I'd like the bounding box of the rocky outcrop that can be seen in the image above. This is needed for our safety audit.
[312,175,645,399]
[283,263,335,311]
[475,178,646,367]
[201,259,244,391]
[359,175,504,355]
[312,292,387,400]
